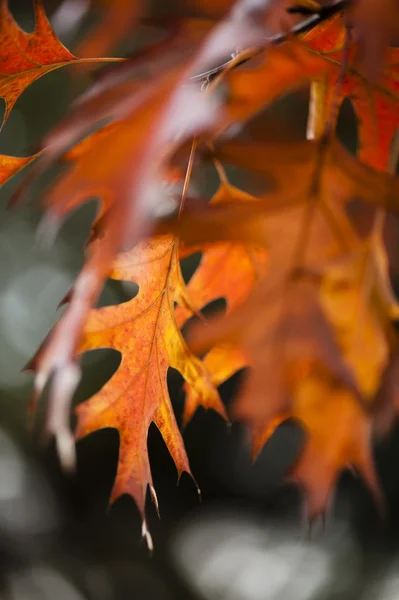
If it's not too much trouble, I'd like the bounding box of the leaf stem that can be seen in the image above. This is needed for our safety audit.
[179,138,198,218]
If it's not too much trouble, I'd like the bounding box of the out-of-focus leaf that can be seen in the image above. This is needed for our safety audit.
[175,178,267,425]
[253,366,382,519]
[304,13,399,170]
[74,0,141,63]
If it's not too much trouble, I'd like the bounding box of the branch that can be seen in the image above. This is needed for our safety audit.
[190,0,349,83]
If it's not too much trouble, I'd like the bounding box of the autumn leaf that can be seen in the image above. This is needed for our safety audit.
[75,234,221,528]
[172,137,358,423]
[213,138,399,214]
[304,13,399,170]
[300,28,399,514]
[189,9,399,515]
[175,173,267,425]
[0,151,38,186]
[0,0,76,125]
[191,268,362,423]
[220,10,399,172]
[164,136,399,416]
[224,37,328,125]
[171,132,399,515]
[0,0,124,127]
[319,246,398,400]
[252,365,382,519]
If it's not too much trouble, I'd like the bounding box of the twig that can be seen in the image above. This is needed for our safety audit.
[190,0,349,83]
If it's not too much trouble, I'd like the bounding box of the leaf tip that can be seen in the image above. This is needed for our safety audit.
[149,483,160,519]
[55,428,77,473]
[177,468,201,502]
[142,519,154,553]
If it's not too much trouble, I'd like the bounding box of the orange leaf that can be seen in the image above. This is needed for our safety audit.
[253,367,382,519]
[176,180,267,425]
[190,269,360,427]
[0,0,124,126]
[180,138,399,425]
[225,39,328,125]
[319,247,394,399]
[0,152,37,186]
[75,235,221,522]
[213,138,399,213]
[223,13,399,171]
[303,13,399,170]
[0,0,76,124]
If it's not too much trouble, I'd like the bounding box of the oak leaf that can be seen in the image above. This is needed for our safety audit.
[0,0,124,127]
[175,177,267,425]
[0,0,75,125]
[189,268,360,426]
[0,152,37,185]
[213,138,399,214]
[304,13,399,170]
[75,234,221,524]
[222,12,399,171]
[319,245,398,400]
[172,134,399,515]
[252,366,382,519]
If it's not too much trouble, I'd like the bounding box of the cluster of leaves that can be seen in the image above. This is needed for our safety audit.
[2,0,399,544]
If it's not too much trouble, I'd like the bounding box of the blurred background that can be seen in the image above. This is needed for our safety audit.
[1,1,399,598]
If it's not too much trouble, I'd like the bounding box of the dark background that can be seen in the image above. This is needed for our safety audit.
[1,1,399,598]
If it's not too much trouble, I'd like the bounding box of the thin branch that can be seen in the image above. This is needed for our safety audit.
[190,0,348,83]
